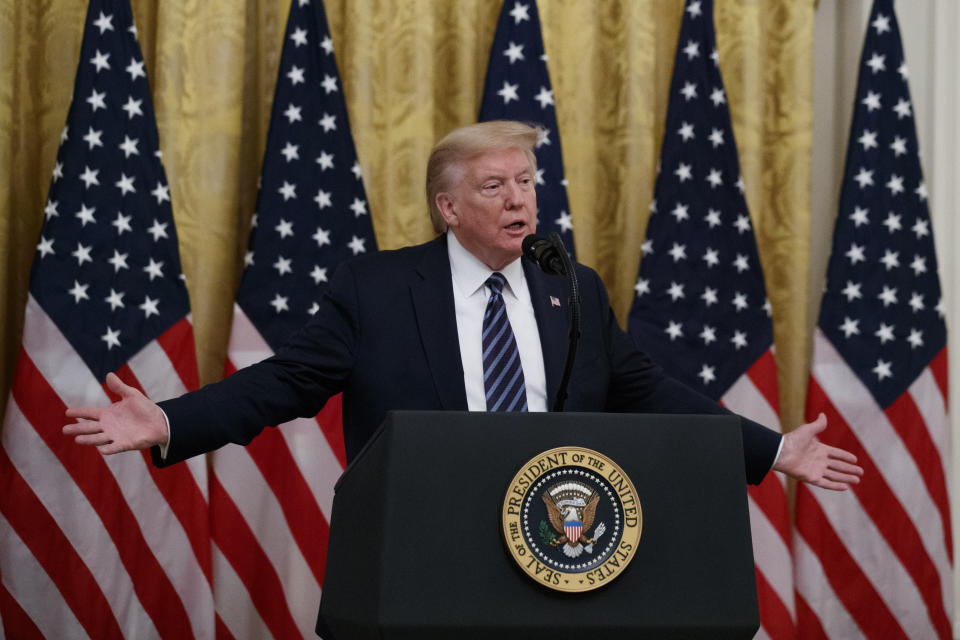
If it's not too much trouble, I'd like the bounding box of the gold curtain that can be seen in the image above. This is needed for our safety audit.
[0,0,813,432]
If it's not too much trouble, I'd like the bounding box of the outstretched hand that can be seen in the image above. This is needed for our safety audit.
[773,413,863,490]
[63,372,168,455]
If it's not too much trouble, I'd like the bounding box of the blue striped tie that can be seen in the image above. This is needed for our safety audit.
[482,272,528,412]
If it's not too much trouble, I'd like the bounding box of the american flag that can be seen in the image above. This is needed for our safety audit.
[0,0,214,637]
[208,0,376,637]
[625,2,794,638]
[794,1,952,637]
[478,0,576,256]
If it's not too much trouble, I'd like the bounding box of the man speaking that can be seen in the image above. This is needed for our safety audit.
[64,120,862,490]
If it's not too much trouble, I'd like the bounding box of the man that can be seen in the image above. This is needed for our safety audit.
[64,121,862,489]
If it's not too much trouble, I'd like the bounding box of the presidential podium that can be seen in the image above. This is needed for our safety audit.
[317,411,759,639]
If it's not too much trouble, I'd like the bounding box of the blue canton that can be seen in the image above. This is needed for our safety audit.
[236,0,377,351]
[627,0,772,399]
[817,0,945,408]
[479,0,576,257]
[31,0,190,381]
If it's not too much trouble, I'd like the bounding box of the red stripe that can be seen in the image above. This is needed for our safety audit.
[929,347,948,409]
[210,476,302,639]
[0,576,44,640]
[316,393,346,468]
[215,613,236,640]
[806,378,951,639]
[244,427,330,585]
[795,484,907,639]
[0,446,123,639]
[11,349,195,639]
[111,364,213,584]
[794,591,830,640]
[745,349,781,415]
[754,566,796,640]
[156,317,200,392]
[885,390,953,564]
[747,472,790,546]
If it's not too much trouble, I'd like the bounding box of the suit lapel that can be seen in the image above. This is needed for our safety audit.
[410,235,469,410]
[523,259,569,411]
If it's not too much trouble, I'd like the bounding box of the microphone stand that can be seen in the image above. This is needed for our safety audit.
[549,232,580,412]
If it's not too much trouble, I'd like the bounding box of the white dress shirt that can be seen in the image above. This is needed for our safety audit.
[447,231,547,412]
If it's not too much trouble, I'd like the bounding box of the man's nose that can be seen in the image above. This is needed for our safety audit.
[503,181,523,208]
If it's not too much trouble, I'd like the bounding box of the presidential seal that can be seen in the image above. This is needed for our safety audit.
[501,446,642,593]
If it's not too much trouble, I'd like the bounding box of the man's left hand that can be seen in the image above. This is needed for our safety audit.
[773,413,864,490]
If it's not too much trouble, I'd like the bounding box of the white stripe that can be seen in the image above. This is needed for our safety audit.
[211,542,275,640]
[129,338,209,500]
[793,530,865,640]
[751,625,770,640]
[747,495,794,618]
[21,296,103,407]
[228,305,274,369]
[213,445,321,636]
[806,471,939,638]
[812,329,953,616]
[722,368,782,432]
[0,511,88,640]
[2,399,158,637]
[23,299,214,639]
[909,367,951,485]
[278,416,342,521]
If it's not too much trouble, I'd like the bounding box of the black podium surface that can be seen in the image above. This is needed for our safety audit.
[318,411,758,639]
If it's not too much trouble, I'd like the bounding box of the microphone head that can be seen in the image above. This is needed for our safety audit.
[522,234,565,275]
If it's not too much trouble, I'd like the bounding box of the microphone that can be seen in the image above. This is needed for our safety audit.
[522,232,580,412]
[522,234,566,275]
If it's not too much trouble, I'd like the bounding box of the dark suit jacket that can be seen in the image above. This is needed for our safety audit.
[155,235,781,483]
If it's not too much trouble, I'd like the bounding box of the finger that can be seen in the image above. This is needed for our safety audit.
[97,441,129,455]
[823,470,861,485]
[815,479,851,492]
[65,407,102,420]
[105,372,137,399]
[826,459,863,476]
[74,433,114,447]
[827,448,860,464]
[63,421,103,435]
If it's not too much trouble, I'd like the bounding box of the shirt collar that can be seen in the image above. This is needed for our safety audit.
[447,231,524,299]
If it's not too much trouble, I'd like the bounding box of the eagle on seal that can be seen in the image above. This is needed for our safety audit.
[543,482,601,558]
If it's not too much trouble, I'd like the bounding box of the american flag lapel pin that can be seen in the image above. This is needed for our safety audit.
[550,296,561,308]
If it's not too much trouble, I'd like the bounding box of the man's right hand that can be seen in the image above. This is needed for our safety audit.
[63,372,169,454]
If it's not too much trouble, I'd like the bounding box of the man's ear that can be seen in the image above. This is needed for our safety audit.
[435,192,459,229]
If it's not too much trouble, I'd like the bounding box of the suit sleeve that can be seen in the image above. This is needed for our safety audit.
[588,268,781,484]
[151,262,361,466]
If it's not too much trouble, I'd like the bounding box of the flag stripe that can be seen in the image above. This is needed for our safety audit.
[0,440,122,639]
[155,315,201,393]
[806,376,950,638]
[753,566,796,640]
[794,535,863,640]
[794,486,908,639]
[929,347,948,403]
[11,350,195,639]
[213,446,321,630]
[885,389,952,565]
[243,426,329,584]
[0,564,46,640]
[210,476,302,639]
[747,494,792,616]
[211,543,270,640]
[810,331,953,615]
[743,349,781,415]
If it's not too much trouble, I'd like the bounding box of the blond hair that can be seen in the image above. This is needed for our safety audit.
[425,121,540,233]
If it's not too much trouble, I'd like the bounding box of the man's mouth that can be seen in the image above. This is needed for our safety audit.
[505,221,526,229]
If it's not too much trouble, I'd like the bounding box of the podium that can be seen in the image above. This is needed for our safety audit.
[318,411,759,639]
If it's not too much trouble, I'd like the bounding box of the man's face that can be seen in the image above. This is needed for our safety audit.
[436,147,537,271]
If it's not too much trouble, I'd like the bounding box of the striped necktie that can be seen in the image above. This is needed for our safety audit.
[482,272,528,411]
